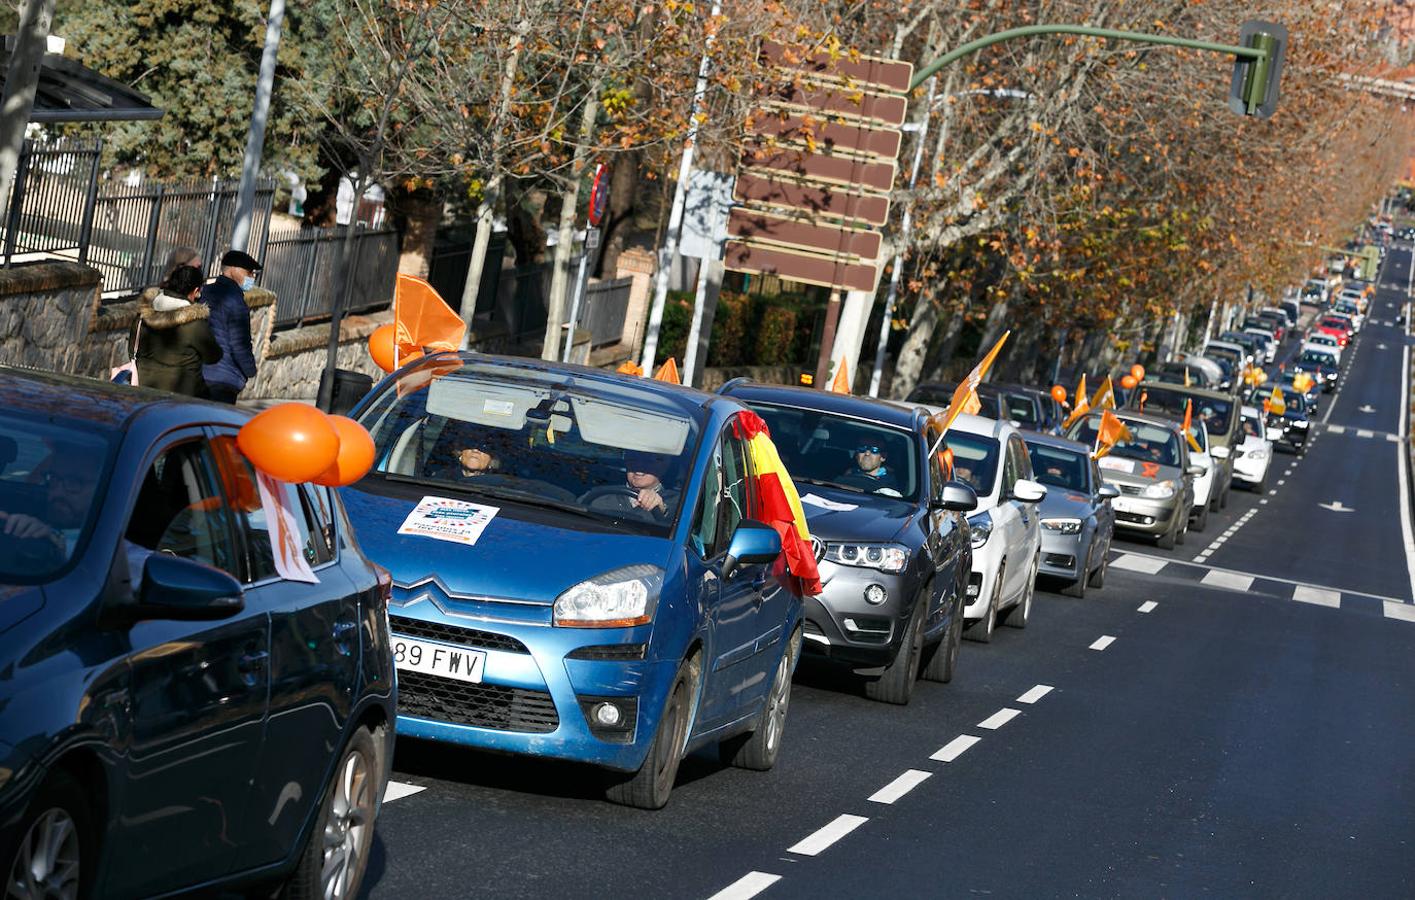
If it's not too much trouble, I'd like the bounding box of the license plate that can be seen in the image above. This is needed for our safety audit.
[392,635,486,683]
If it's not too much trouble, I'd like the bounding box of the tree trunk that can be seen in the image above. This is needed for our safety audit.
[541,78,602,360]
[889,288,941,399]
[393,189,441,277]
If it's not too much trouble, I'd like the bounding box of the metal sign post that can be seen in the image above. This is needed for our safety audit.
[562,227,599,362]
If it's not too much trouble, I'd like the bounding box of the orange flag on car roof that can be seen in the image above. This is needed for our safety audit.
[393,274,465,365]
[1063,374,1090,429]
[653,358,681,384]
[829,359,851,394]
[1090,375,1116,411]
[1092,409,1132,460]
[930,330,1010,438]
[1182,399,1202,452]
[617,360,644,377]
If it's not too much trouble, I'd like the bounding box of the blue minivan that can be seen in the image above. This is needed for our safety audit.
[344,353,807,808]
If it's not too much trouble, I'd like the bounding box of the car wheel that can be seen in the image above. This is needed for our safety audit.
[1176,518,1188,546]
[1157,521,1177,551]
[965,564,1001,644]
[1220,484,1230,509]
[1254,472,1267,493]
[6,771,93,900]
[281,726,381,900]
[865,596,925,705]
[1192,501,1209,533]
[720,627,802,771]
[1088,549,1108,589]
[922,595,964,683]
[1002,558,1037,629]
[607,657,696,809]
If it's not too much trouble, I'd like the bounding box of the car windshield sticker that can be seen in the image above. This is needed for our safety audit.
[799,492,859,512]
[1140,461,1162,478]
[256,472,319,584]
[398,496,500,546]
[483,399,515,417]
[1097,457,1134,474]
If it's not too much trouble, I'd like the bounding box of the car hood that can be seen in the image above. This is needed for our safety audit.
[341,484,675,605]
[1036,488,1093,520]
[0,582,43,636]
[792,482,916,544]
[1096,457,1182,486]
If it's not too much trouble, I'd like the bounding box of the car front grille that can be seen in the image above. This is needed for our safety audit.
[391,615,530,655]
[811,536,826,562]
[1118,484,1144,496]
[397,669,559,733]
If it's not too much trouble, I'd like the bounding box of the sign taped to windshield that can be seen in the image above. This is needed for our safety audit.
[398,496,500,546]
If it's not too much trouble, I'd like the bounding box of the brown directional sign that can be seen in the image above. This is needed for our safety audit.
[733,173,891,226]
[749,111,901,161]
[760,40,912,93]
[741,143,897,193]
[725,240,879,292]
[762,83,907,127]
[727,207,883,260]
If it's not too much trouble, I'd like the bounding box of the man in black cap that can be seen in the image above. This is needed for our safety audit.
[201,249,262,403]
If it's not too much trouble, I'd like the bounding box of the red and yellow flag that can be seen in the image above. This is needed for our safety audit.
[393,273,465,365]
[930,330,1010,437]
[1182,399,1202,452]
[653,358,681,384]
[1093,409,1133,460]
[736,411,822,597]
[1063,374,1090,429]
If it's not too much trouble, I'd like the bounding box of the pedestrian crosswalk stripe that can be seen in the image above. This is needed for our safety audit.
[1293,585,1341,608]
[1384,601,1415,622]
[1201,570,1254,592]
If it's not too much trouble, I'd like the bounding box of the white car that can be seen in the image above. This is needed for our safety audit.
[1231,405,1274,491]
[1302,334,1343,365]
[1182,418,1215,532]
[936,413,1045,643]
[1299,343,1341,370]
[1332,302,1365,331]
[1207,339,1254,370]
[1242,327,1278,364]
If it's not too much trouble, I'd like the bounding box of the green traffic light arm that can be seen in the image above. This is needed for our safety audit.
[910,24,1267,90]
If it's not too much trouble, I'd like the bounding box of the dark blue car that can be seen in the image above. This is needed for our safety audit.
[0,369,395,900]
[343,353,805,809]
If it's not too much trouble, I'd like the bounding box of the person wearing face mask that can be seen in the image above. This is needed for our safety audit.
[201,249,263,404]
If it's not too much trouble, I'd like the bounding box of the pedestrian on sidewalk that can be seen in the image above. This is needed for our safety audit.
[201,249,263,404]
[134,265,222,398]
[127,246,205,361]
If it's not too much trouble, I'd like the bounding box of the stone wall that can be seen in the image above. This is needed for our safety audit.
[248,310,391,401]
[0,262,105,374]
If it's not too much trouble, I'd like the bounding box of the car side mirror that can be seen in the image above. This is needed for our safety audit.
[1010,478,1047,503]
[133,554,245,622]
[721,520,782,580]
[933,481,978,512]
[1210,445,1231,460]
[1187,464,1206,477]
[1097,483,1120,500]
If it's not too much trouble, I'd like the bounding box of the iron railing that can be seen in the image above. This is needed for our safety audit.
[264,225,400,327]
[580,276,634,347]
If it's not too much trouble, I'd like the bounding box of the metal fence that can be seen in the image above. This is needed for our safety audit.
[580,277,634,347]
[2,138,101,264]
[264,225,400,327]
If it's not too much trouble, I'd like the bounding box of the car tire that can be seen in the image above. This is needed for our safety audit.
[1220,484,1230,509]
[719,627,802,771]
[1088,550,1108,589]
[281,725,381,900]
[921,596,964,683]
[6,771,94,900]
[1254,473,1267,493]
[1002,558,1037,629]
[1176,518,1188,546]
[965,564,1001,644]
[865,597,925,705]
[1192,502,1209,533]
[607,656,697,809]
[1157,522,1177,551]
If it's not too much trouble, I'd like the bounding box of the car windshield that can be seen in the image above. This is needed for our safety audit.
[1309,335,1336,345]
[1071,418,1181,467]
[1001,393,1041,426]
[356,363,702,535]
[747,403,919,500]
[1137,387,1233,436]
[940,431,1001,496]
[1025,441,1090,492]
[0,413,114,583]
[1249,389,1305,413]
[1241,415,1263,438]
[1299,350,1334,367]
[910,385,1001,420]
[1319,318,1348,330]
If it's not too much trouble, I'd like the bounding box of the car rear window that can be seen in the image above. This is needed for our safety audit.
[1071,418,1181,468]
[1135,387,1233,436]
[940,432,1001,496]
[1024,442,1089,492]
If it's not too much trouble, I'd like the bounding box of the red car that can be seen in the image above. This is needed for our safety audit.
[1314,316,1353,346]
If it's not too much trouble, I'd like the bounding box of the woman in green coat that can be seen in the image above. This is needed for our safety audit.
[134,265,223,397]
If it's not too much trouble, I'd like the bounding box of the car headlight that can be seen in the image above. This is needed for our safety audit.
[824,542,910,574]
[1248,447,1270,461]
[553,564,663,627]
[967,511,993,548]
[1292,419,1310,429]
[1141,479,1177,500]
[1041,517,1082,535]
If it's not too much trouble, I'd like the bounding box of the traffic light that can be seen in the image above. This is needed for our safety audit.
[1360,245,1380,281]
[1228,21,1287,119]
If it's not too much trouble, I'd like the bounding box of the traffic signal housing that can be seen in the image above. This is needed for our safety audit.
[1228,21,1288,119]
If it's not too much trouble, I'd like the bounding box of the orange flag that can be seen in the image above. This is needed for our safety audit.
[1093,409,1132,459]
[1090,375,1116,411]
[393,274,466,365]
[1182,399,1201,452]
[1063,374,1090,429]
[616,360,644,376]
[930,330,1010,438]
[829,359,851,394]
[653,358,681,384]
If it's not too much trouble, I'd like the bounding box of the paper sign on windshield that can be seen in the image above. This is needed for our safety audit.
[398,496,500,546]
[799,493,859,512]
[1097,457,1135,474]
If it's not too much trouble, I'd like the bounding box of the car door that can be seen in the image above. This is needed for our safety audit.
[1008,435,1041,584]
[922,426,961,629]
[103,434,270,900]
[1091,457,1115,559]
[992,435,1024,602]
[203,432,361,871]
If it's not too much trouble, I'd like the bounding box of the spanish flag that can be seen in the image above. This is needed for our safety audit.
[1063,374,1090,429]
[931,330,1010,436]
[1093,409,1132,460]
[393,274,466,366]
[1182,399,1201,452]
[736,411,822,596]
[1091,375,1117,411]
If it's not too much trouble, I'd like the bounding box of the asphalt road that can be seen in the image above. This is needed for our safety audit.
[361,250,1415,899]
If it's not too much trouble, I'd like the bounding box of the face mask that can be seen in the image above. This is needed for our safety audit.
[241,276,256,291]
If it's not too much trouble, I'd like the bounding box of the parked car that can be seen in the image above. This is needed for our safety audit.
[1257,309,1290,338]
[1128,383,1238,513]
[1022,432,1117,598]
[1231,405,1274,491]
[0,369,396,900]
[934,413,1046,643]
[721,381,976,704]
[346,355,808,809]
[1068,410,1200,550]
[1240,328,1277,364]
[1279,300,1301,326]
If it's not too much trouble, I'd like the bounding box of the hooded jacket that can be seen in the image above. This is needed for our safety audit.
[201,274,259,391]
[134,287,222,397]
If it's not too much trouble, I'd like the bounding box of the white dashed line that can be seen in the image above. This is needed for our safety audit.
[1384,601,1415,622]
[1090,635,1116,651]
[1269,489,1278,495]
[1201,570,1254,591]
[1112,554,1167,574]
[383,781,426,803]
[1387,433,1402,443]
[1293,585,1341,608]
[978,708,1021,730]
[868,769,932,805]
[1260,499,1269,505]
[1328,425,1346,434]
[931,735,980,763]
[1358,429,1375,439]
[1277,479,1286,486]
[1137,600,1158,613]
[787,815,869,856]
[709,872,782,900]
[1016,684,1054,704]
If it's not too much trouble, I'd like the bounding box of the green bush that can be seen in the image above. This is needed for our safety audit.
[754,303,799,365]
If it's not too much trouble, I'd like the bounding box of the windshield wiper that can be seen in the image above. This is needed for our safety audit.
[794,476,865,494]
[457,485,605,522]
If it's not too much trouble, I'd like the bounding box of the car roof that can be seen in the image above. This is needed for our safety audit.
[1078,408,1181,433]
[1135,381,1233,403]
[720,379,923,430]
[0,365,246,433]
[1241,404,1261,417]
[1021,430,1092,455]
[941,411,1015,440]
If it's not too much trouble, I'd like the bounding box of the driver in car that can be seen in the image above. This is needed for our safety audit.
[585,450,680,522]
[838,443,897,493]
[0,449,99,559]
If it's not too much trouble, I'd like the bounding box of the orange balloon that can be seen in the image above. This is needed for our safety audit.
[369,323,397,373]
[1130,364,1146,381]
[1120,374,1139,390]
[313,416,377,487]
[237,403,341,483]
[1050,385,1067,403]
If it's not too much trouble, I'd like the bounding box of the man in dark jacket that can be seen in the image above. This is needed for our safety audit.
[201,249,262,403]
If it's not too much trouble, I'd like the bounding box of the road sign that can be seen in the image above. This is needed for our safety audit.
[724,241,879,292]
[587,163,609,227]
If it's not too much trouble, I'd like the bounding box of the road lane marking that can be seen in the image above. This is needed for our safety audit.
[383,781,427,803]
[787,815,869,856]
[1388,433,1402,442]
[1112,554,1167,574]
[1358,429,1375,439]
[1090,635,1116,651]
[1277,479,1286,485]
[1201,570,1254,591]
[709,872,782,900]
[1384,601,1415,622]
[1016,684,1054,704]
[1137,600,1158,613]
[978,708,1021,730]
[1398,339,1415,602]
[1114,552,1410,606]
[868,769,932,804]
[1293,585,1341,608]
[1329,425,1346,434]
[931,735,980,762]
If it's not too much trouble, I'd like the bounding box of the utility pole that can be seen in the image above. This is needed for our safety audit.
[231,0,287,253]
[0,0,56,230]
